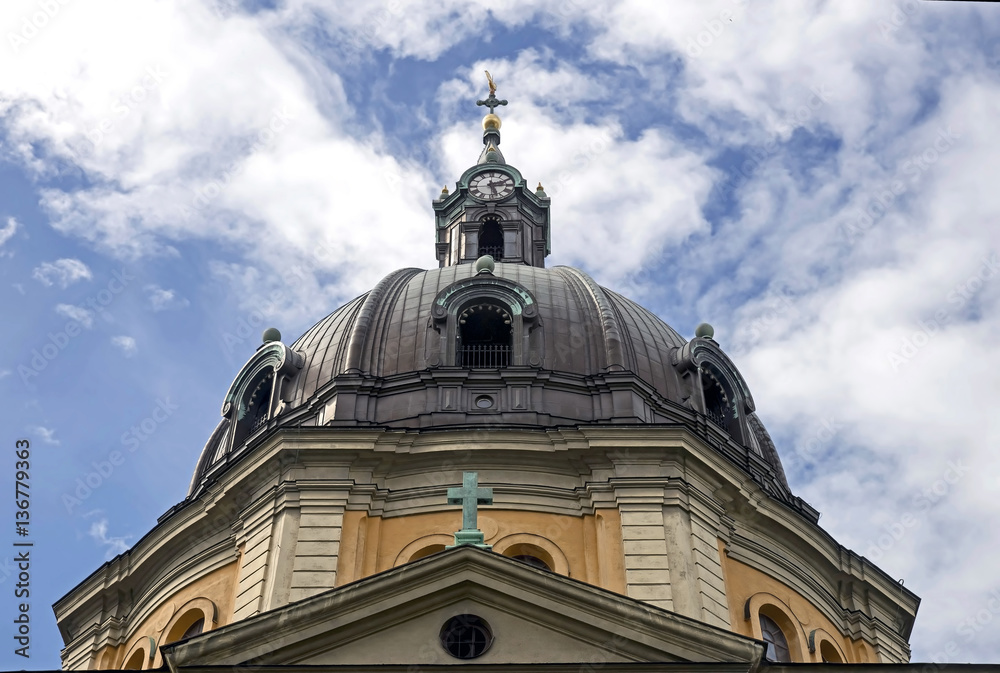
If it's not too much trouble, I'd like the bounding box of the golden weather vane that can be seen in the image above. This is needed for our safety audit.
[477,70,507,114]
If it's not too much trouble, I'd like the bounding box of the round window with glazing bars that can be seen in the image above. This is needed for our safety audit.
[439,614,494,659]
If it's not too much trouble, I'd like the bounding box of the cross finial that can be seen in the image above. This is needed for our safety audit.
[476,70,508,114]
[446,471,494,549]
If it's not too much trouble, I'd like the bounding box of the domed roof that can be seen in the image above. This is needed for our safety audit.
[286,263,687,405]
[190,262,796,510]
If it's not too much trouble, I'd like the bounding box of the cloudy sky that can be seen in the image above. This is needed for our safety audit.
[1,0,998,667]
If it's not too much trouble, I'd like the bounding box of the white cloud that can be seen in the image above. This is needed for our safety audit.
[110,335,137,357]
[144,284,189,311]
[55,303,94,328]
[30,426,59,445]
[0,369,10,380]
[0,217,18,249]
[87,518,131,560]
[32,258,93,287]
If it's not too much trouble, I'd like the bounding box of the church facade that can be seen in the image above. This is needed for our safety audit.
[53,80,951,672]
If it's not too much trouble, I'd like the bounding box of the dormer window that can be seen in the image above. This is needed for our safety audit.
[478,216,504,260]
[427,274,541,370]
[457,302,512,368]
[702,370,730,429]
[233,371,274,446]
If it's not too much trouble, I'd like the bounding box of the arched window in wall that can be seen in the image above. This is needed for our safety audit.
[181,618,204,640]
[122,649,145,670]
[760,614,792,663]
[163,607,210,646]
[457,302,512,368]
[409,544,447,562]
[511,554,551,571]
[820,641,843,663]
[499,542,558,573]
[478,216,504,260]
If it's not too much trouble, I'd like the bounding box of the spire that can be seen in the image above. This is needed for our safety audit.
[433,70,550,269]
[476,70,507,165]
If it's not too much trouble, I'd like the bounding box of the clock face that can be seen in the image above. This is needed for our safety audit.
[469,171,515,200]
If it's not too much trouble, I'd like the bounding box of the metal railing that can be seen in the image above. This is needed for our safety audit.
[477,245,504,260]
[250,405,269,431]
[458,344,511,368]
[706,405,728,428]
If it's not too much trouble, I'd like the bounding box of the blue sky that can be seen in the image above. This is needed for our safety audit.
[2,0,999,667]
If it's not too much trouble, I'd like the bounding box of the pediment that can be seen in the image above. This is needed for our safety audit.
[163,546,763,669]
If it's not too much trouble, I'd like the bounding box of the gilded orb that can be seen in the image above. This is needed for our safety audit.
[482,113,502,131]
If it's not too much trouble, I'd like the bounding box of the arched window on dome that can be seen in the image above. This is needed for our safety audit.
[457,302,512,368]
[701,367,733,431]
[760,614,792,663]
[478,216,504,260]
[232,371,274,447]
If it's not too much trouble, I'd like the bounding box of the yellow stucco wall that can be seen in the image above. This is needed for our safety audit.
[336,508,627,594]
[719,540,877,663]
[92,560,240,670]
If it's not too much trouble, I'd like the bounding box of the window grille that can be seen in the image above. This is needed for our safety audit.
[458,343,511,368]
[457,303,512,368]
[478,217,504,260]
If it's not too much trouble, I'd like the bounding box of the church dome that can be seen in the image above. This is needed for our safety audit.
[187,79,797,514]
[190,261,796,511]
[289,263,687,400]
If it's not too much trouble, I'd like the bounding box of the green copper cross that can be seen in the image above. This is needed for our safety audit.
[476,94,508,114]
[446,471,493,549]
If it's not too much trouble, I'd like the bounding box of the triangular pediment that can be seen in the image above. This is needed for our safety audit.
[163,546,763,669]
